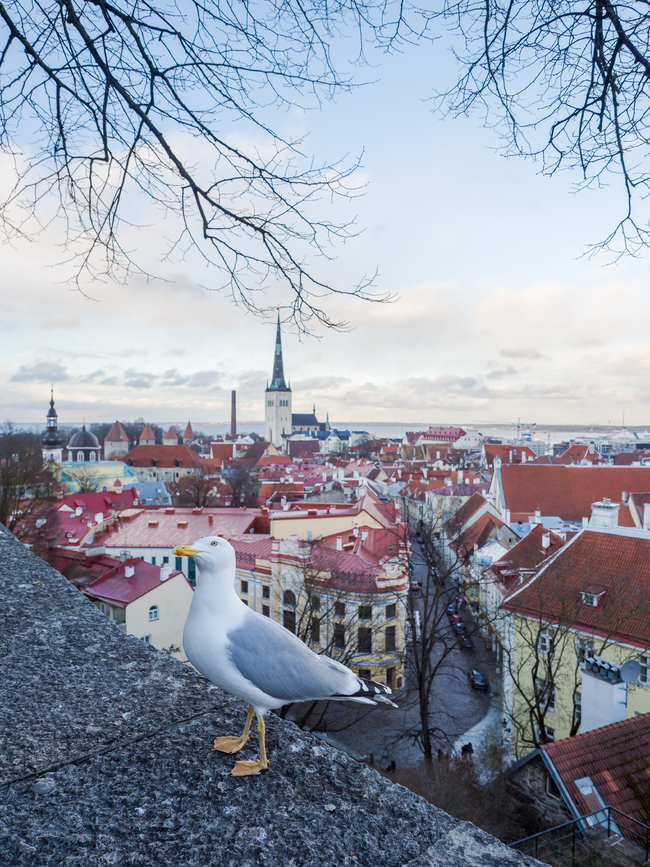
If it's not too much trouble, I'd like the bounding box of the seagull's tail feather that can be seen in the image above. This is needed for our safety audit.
[335,678,398,709]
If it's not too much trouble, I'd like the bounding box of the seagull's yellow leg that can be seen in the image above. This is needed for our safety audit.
[212,704,254,754]
[231,714,269,777]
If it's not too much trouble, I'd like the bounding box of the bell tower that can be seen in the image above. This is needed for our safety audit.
[42,388,63,464]
[264,314,292,448]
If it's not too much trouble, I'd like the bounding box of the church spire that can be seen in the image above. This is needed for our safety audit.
[267,312,290,391]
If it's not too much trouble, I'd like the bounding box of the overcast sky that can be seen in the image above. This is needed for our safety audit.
[3,33,649,430]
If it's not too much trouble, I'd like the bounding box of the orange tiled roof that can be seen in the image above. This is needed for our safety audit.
[499,465,650,525]
[502,526,650,646]
[540,712,650,828]
[104,421,129,443]
[445,492,488,535]
[183,422,194,439]
[139,423,155,442]
[120,444,205,469]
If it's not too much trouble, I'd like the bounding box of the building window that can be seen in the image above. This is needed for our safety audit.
[334,623,345,649]
[536,678,555,713]
[149,605,159,621]
[89,451,96,461]
[386,667,395,689]
[262,585,270,599]
[334,601,346,618]
[99,602,107,615]
[283,609,296,633]
[283,589,296,606]
[310,594,321,611]
[385,603,396,619]
[310,617,321,643]
[574,691,582,727]
[576,637,594,664]
[358,605,372,620]
[262,605,270,618]
[358,627,372,654]
[240,580,249,594]
[640,655,649,685]
[188,558,196,588]
[163,556,169,564]
[175,556,182,571]
[544,726,555,742]
[151,556,156,565]
[397,676,403,689]
[141,634,151,645]
[77,451,84,462]
[358,668,371,680]
[242,600,248,606]
[539,631,554,655]
[385,625,396,652]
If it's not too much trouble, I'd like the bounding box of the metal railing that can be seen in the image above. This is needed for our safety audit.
[510,805,650,865]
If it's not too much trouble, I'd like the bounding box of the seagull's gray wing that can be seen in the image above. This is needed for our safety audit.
[227,610,358,702]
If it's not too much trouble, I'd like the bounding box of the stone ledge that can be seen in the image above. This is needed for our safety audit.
[0,527,541,866]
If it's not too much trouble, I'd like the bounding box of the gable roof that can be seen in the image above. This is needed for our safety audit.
[492,524,565,575]
[483,443,537,466]
[502,526,650,646]
[105,421,129,443]
[84,559,189,606]
[120,445,204,469]
[445,492,489,535]
[498,465,650,525]
[540,713,650,827]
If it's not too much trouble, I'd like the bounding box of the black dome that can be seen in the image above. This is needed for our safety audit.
[69,427,100,448]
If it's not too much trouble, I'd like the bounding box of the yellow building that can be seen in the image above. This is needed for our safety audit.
[500,526,650,757]
[83,559,194,662]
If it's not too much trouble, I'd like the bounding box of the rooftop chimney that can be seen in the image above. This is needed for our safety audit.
[124,565,135,578]
[209,514,214,526]
[160,563,172,581]
[75,506,83,517]
[336,536,343,551]
[542,532,551,549]
[590,498,620,528]
[622,491,629,504]
[231,390,237,438]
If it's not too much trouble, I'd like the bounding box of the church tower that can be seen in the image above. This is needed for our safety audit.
[264,314,292,448]
[42,388,63,464]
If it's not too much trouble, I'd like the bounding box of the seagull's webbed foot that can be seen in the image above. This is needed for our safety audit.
[230,713,268,777]
[212,704,254,755]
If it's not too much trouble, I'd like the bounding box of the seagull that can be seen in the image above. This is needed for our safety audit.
[174,536,396,776]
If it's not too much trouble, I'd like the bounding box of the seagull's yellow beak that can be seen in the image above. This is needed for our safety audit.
[174,544,202,557]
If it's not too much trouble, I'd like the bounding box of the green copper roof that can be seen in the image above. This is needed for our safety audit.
[266,313,290,392]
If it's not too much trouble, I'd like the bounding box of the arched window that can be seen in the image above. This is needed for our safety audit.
[283,589,296,606]
[148,605,159,622]
[89,451,96,461]
[77,451,84,462]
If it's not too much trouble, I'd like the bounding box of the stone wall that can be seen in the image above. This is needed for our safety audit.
[0,526,542,866]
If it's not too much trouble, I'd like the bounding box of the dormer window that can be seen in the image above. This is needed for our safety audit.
[580,585,608,607]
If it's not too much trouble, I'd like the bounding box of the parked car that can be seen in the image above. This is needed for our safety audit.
[459,635,474,651]
[410,579,422,591]
[446,603,457,616]
[467,669,489,691]
[449,613,463,625]
[453,622,468,636]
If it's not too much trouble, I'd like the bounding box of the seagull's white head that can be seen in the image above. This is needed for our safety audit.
[173,536,236,584]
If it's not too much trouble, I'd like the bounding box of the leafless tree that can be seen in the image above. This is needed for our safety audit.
[0,424,59,542]
[435,0,650,256]
[175,469,220,507]
[0,0,403,327]
[226,464,260,507]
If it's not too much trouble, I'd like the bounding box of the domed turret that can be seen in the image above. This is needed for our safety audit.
[68,423,101,462]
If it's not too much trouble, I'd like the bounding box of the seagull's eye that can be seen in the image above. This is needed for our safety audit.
[211,541,218,547]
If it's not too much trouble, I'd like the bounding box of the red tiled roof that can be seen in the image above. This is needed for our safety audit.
[445,492,488,535]
[541,713,650,827]
[484,444,537,466]
[120,444,205,469]
[96,507,260,549]
[559,444,601,464]
[84,559,189,605]
[454,513,505,557]
[184,422,194,439]
[104,421,129,443]
[163,426,178,441]
[628,492,650,528]
[139,423,155,442]
[48,549,121,588]
[502,527,650,646]
[493,524,565,575]
[210,442,235,463]
[499,465,650,525]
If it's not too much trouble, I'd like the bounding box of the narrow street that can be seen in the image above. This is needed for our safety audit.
[292,539,501,769]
